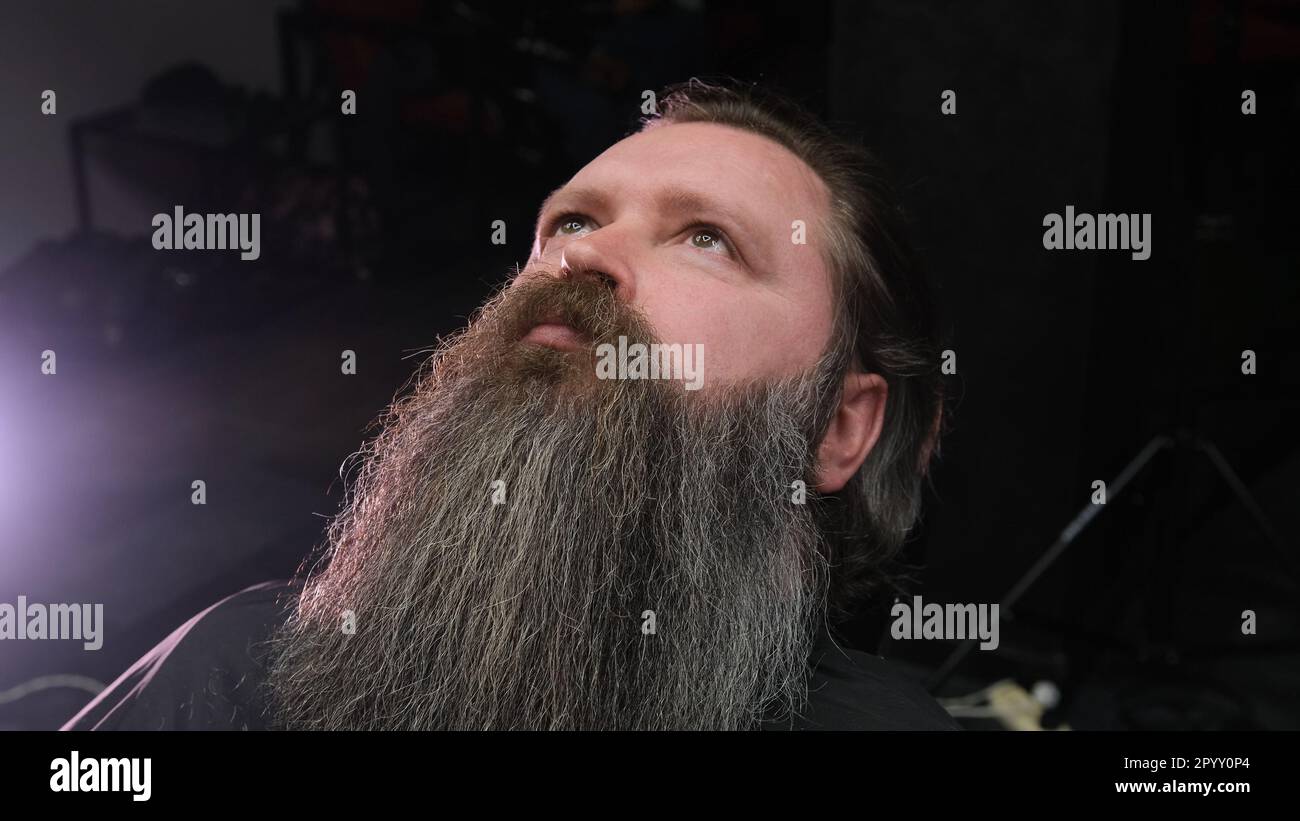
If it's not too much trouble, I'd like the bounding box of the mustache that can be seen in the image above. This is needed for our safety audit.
[495,267,653,350]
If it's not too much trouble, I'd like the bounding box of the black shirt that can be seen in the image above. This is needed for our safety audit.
[60,581,960,731]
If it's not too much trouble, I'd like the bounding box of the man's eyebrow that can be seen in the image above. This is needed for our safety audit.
[535,185,608,232]
[534,184,761,244]
[656,186,761,243]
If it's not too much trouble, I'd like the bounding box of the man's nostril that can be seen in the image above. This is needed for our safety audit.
[563,265,617,290]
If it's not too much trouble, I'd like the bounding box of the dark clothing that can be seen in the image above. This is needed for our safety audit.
[61,581,959,731]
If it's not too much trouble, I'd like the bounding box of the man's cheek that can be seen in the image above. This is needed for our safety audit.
[676,315,741,376]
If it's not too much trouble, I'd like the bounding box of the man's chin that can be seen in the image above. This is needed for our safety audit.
[501,339,600,391]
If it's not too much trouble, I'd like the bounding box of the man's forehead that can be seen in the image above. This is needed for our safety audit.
[548,121,830,232]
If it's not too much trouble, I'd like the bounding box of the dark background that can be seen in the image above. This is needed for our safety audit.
[0,0,1296,730]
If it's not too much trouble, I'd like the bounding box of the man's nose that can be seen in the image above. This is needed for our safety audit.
[557,236,633,300]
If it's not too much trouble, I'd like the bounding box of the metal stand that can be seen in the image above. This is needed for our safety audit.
[927,429,1297,693]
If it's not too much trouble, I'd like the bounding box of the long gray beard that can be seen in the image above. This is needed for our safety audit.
[264,275,840,730]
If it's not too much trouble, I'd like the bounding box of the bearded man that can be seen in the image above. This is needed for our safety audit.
[63,79,955,731]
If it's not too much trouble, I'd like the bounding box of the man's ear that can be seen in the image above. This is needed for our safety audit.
[813,370,888,493]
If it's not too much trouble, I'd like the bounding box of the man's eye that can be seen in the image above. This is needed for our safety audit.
[548,213,733,257]
[690,225,732,255]
[553,213,589,235]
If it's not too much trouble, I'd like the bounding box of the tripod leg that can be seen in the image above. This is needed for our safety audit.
[1196,439,1300,580]
[926,435,1174,693]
